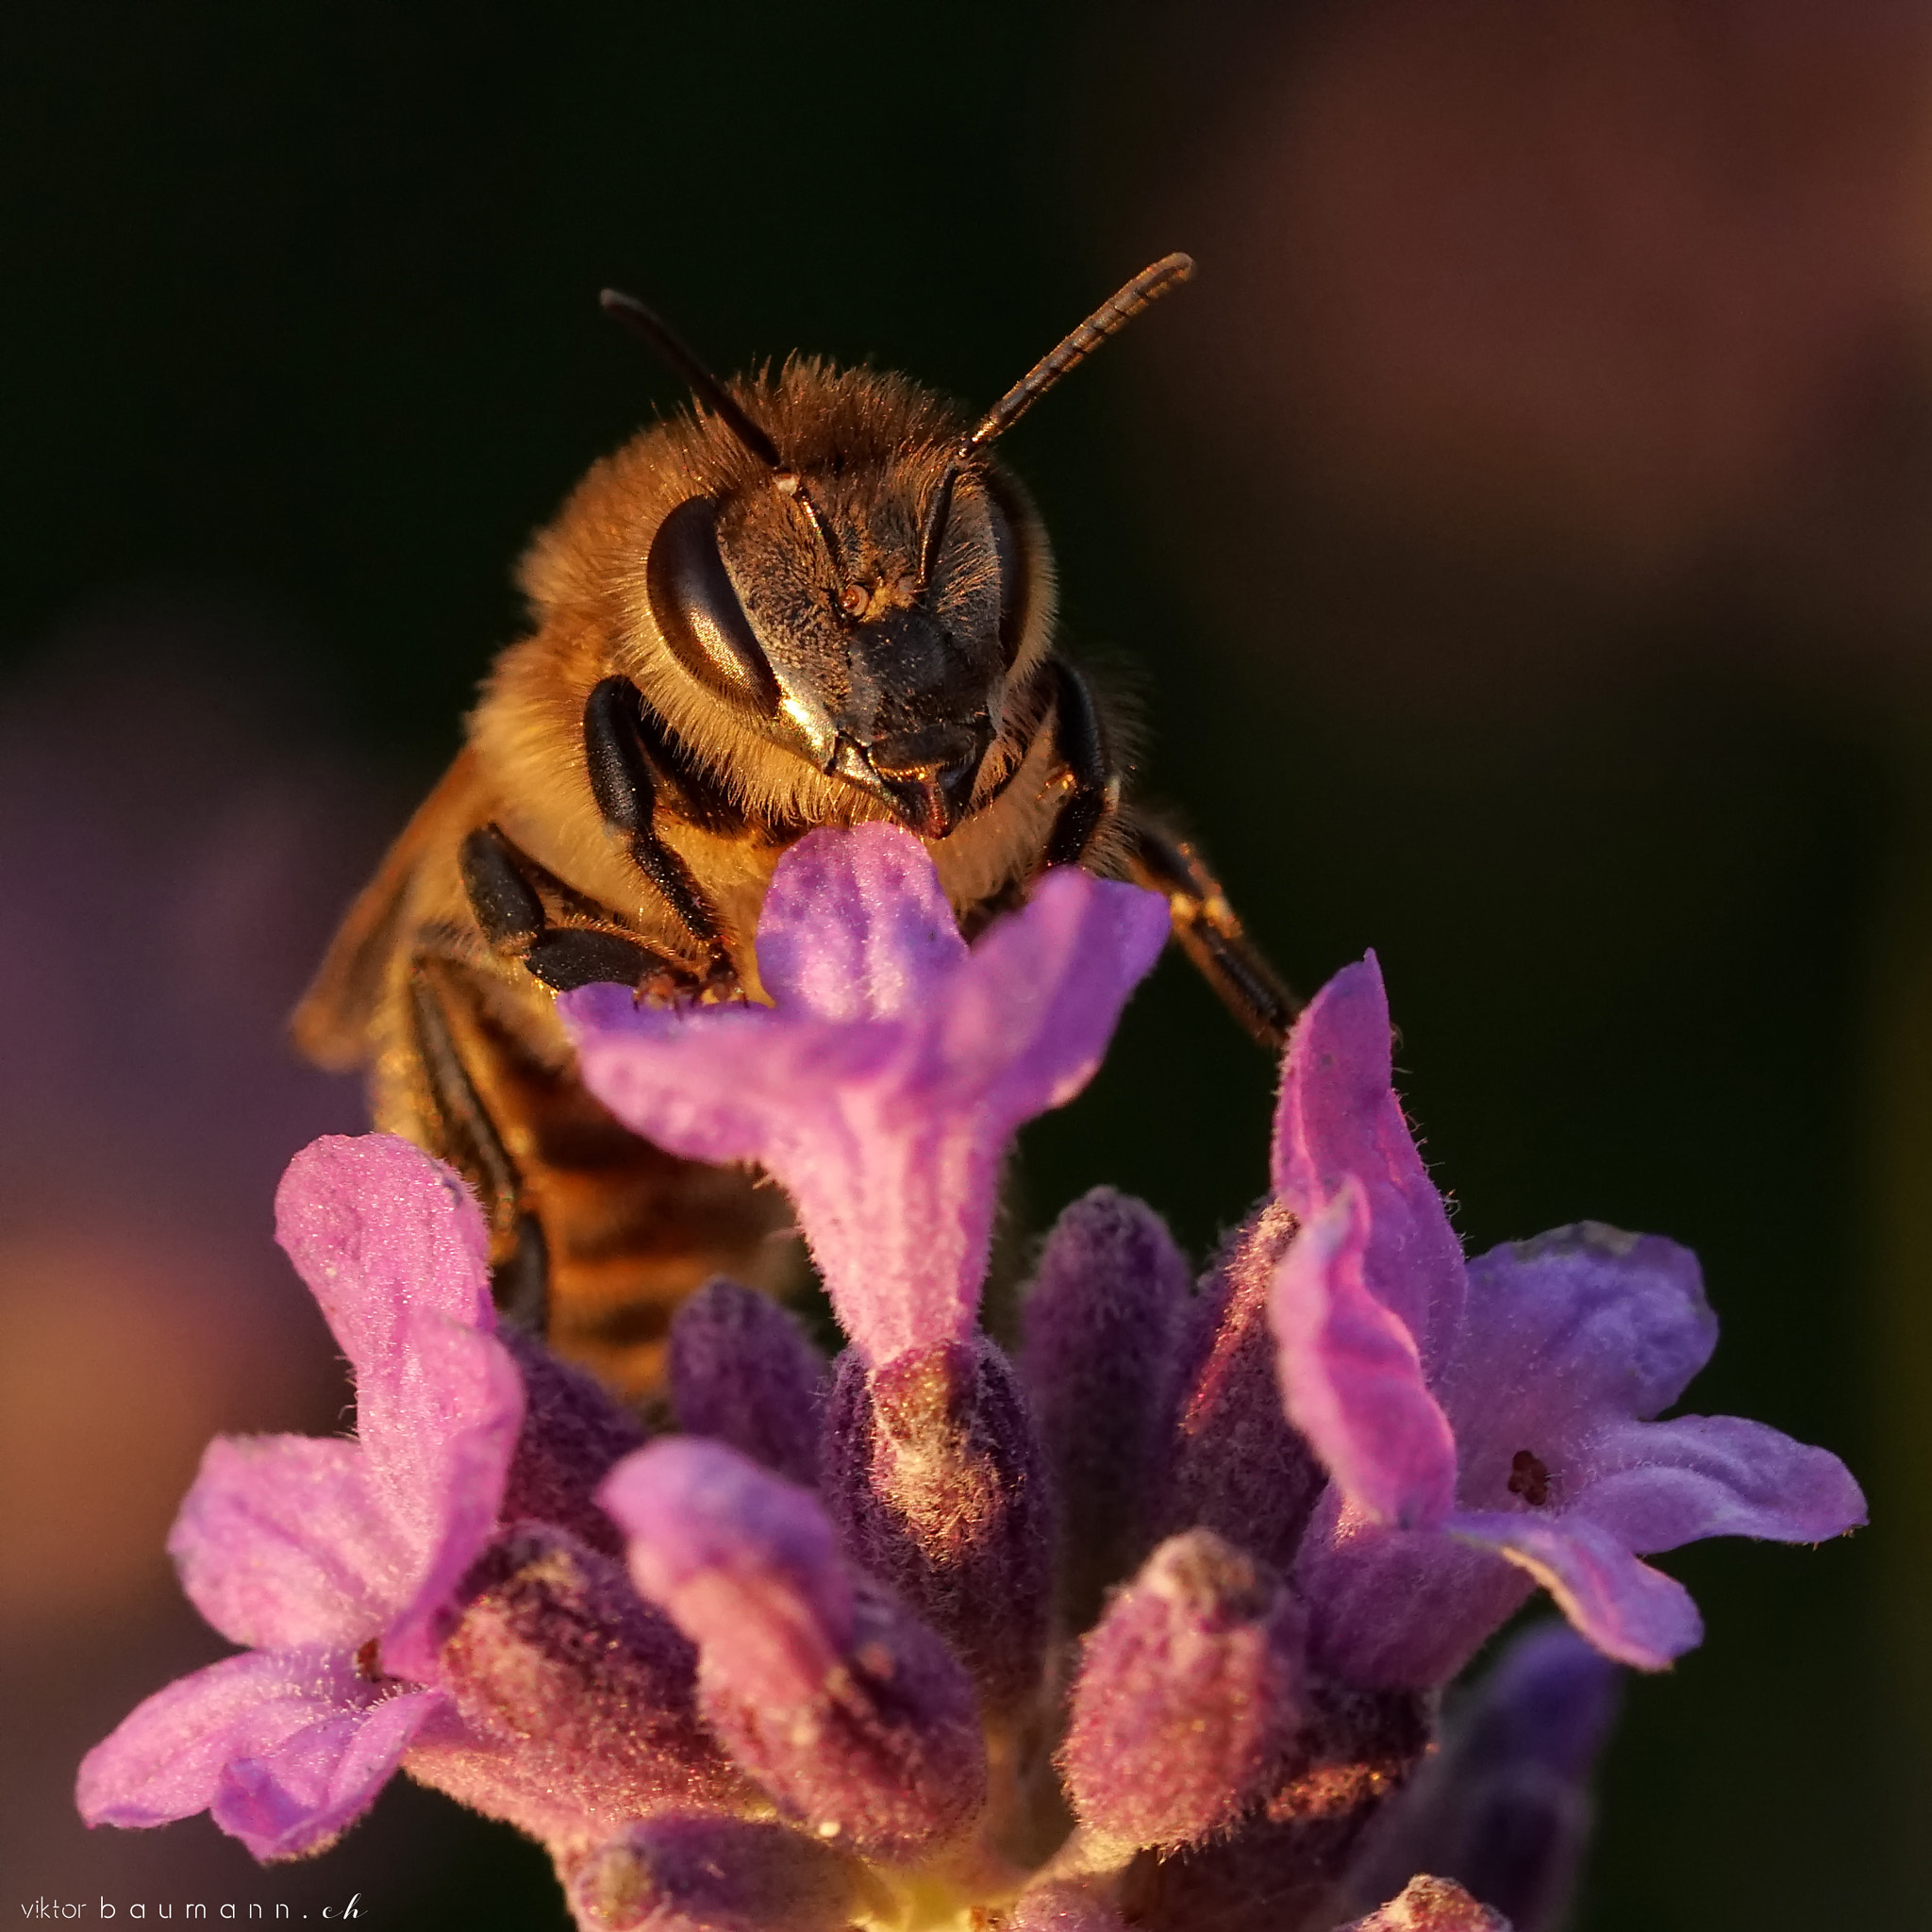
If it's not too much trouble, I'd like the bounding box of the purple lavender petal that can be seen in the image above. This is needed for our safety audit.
[374,1308,527,1684]
[604,1439,986,1859]
[76,1646,439,1860]
[563,828,1165,1364]
[1295,1491,1532,1690]
[929,860,1170,1123]
[272,1135,526,1664]
[603,1438,854,1709]
[168,1436,412,1652]
[1061,1531,1309,1850]
[1271,1184,1458,1532]
[1164,1201,1327,1573]
[669,1278,824,1488]
[755,821,967,1020]
[411,1524,743,1844]
[1567,1413,1867,1554]
[1272,955,1465,1366]
[565,1813,877,1932]
[1021,1188,1192,1628]
[209,1684,442,1861]
[1436,1227,1718,1490]
[822,1338,1053,1711]
[1447,1509,1703,1670]
[1336,1876,1511,1931]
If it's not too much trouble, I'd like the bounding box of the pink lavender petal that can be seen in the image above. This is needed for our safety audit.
[169,1436,413,1653]
[1271,1183,1458,1531]
[210,1684,443,1860]
[1271,954,1465,1365]
[1568,1413,1867,1555]
[77,1646,441,1860]
[602,1438,854,1709]
[756,821,967,1020]
[564,828,1166,1364]
[929,859,1171,1123]
[1447,1509,1703,1670]
[274,1134,495,1368]
[375,1309,527,1683]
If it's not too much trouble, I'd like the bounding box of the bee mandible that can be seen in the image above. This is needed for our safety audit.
[294,256,1297,1397]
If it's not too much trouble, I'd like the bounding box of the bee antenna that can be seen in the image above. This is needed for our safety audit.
[599,288,785,471]
[965,253,1194,451]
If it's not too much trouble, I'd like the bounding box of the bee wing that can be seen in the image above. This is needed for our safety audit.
[291,751,483,1072]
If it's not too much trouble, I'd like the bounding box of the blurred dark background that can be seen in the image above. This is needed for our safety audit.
[4,3,1924,1924]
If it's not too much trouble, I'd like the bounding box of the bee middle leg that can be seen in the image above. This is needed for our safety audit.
[458,822,721,997]
[1041,658,1121,867]
[1123,813,1302,1053]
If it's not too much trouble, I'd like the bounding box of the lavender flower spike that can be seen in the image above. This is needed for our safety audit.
[77,1135,525,1858]
[1271,957,1867,1684]
[563,823,1169,1365]
[603,1436,987,1861]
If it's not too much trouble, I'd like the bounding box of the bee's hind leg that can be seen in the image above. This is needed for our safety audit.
[1122,814,1301,1053]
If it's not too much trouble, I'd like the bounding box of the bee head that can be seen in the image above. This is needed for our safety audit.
[604,258,1189,839]
[641,397,1034,839]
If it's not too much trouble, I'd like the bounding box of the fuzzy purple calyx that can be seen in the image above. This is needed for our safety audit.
[1061,1530,1309,1851]
[408,1523,744,1847]
[1336,1875,1511,1931]
[564,1813,878,1932]
[668,1277,824,1488]
[1019,1187,1192,1627]
[822,1336,1054,1711]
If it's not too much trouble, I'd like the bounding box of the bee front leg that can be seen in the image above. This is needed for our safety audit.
[582,677,735,990]
[1042,658,1121,867]
[1124,815,1302,1053]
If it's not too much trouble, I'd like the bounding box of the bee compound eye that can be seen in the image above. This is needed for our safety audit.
[985,484,1029,669]
[645,497,783,716]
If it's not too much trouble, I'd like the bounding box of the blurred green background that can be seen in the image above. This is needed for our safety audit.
[3,3,1923,1925]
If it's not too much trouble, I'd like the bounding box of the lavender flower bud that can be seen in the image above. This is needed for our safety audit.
[1004,1881,1130,1930]
[565,1813,881,1932]
[823,1336,1053,1711]
[408,1524,742,1845]
[1020,1188,1191,1630]
[1336,1875,1510,1931]
[498,1330,649,1559]
[1348,1624,1620,1932]
[1061,1531,1309,1850]
[669,1276,824,1487]
[1165,1201,1325,1571]
[604,1438,987,1861]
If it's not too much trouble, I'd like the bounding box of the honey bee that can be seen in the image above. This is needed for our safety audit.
[294,256,1296,1397]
